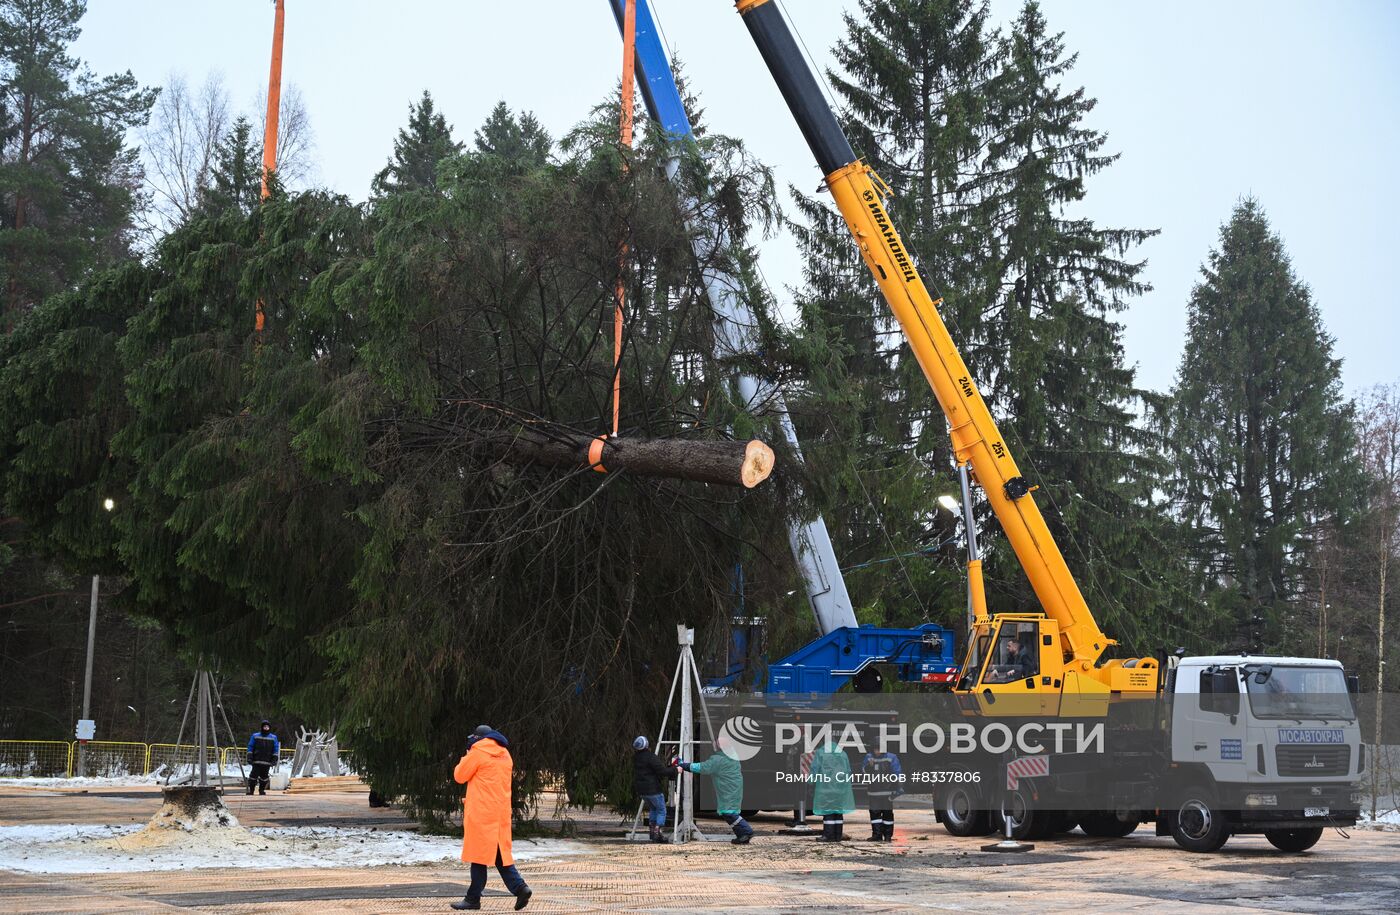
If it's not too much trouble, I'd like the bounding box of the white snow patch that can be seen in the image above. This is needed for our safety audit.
[1,775,165,789]
[1359,808,1400,829]
[0,824,585,874]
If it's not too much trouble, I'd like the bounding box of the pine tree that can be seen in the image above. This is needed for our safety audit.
[472,100,551,168]
[0,0,156,326]
[371,90,462,196]
[198,116,262,214]
[1169,198,1360,651]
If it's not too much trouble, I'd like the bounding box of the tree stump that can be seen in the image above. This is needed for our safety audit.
[154,785,238,830]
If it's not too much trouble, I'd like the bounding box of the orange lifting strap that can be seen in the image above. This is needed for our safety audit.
[255,0,286,335]
[595,0,637,471]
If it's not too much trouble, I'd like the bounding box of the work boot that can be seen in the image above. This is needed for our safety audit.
[449,897,480,911]
[649,824,669,844]
[513,885,532,910]
[246,779,255,795]
[731,833,752,845]
[816,822,837,842]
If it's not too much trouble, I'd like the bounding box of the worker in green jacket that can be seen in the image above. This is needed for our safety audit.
[675,745,754,845]
[810,741,855,842]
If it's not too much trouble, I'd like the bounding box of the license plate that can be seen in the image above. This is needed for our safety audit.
[1304,806,1329,818]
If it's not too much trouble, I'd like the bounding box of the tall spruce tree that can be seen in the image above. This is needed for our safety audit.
[0,0,155,326]
[473,100,551,168]
[198,116,262,214]
[786,0,1184,645]
[0,101,791,818]
[1169,198,1359,651]
[371,90,461,196]
[967,0,1178,649]
[786,0,1000,627]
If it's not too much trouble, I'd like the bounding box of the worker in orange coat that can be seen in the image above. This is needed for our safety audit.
[450,725,532,911]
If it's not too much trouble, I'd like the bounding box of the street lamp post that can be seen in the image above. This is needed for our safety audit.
[76,574,99,777]
[76,496,115,777]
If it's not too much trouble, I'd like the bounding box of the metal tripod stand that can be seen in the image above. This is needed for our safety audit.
[628,625,717,843]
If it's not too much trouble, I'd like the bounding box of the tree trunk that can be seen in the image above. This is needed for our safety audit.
[485,430,775,488]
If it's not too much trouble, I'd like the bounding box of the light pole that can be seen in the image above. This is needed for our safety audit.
[76,496,115,777]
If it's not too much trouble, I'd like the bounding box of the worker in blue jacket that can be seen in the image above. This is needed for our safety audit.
[861,750,903,841]
[246,719,280,795]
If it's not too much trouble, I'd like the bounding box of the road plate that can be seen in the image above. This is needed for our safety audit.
[1304,806,1329,818]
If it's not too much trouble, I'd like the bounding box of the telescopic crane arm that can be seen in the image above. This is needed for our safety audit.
[609,0,858,635]
[732,0,1118,677]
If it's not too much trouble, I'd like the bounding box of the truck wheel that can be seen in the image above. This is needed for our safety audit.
[1169,786,1229,853]
[940,786,989,837]
[1265,827,1323,852]
[1078,811,1138,838]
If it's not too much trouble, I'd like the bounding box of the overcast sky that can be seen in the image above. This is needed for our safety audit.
[75,1,1398,396]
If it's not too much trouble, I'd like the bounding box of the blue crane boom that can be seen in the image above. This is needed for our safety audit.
[607,0,856,638]
[606,0,957,699]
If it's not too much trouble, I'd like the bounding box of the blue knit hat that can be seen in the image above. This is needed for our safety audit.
[633,736,648,750]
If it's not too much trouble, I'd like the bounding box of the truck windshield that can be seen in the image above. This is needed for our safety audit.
[1244,666,1354,720]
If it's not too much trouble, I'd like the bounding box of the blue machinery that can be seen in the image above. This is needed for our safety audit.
[607,0,958,700]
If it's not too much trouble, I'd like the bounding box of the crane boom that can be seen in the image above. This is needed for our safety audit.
[732,0,1116,675]
[609,0,857,635]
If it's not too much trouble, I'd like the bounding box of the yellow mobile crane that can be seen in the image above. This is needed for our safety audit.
[731,0,1157,718]
[731,4,1364,851]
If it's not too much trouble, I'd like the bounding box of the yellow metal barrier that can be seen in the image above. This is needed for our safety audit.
[147,743,222,778]
[0,739,74,778]
[74,740,148,779]
[0,740,356,780]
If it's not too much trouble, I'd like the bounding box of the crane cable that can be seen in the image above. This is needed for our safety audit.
[592,0,637,469]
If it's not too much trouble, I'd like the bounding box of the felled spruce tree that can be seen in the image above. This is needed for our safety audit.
[2,103,792,821]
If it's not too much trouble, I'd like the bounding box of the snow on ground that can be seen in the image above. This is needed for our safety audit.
[0,824,585,874]
[1,769,349,789]
[1,775,166,789]
[1360,808,1400,829]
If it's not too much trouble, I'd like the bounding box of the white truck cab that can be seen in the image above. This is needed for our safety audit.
[1165,655,1363,851]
